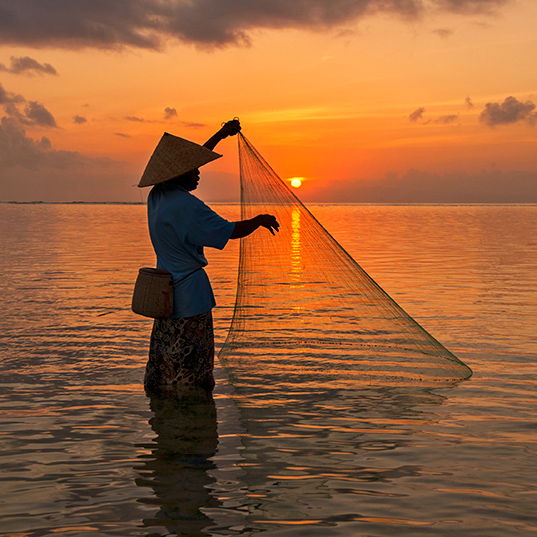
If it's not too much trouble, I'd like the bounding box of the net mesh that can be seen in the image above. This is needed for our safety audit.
[218,133,472,386]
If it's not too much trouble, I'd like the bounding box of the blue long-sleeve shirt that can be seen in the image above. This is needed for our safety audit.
[147,182,235,318]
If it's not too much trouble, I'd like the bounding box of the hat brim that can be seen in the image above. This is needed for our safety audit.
[138,133,222,187]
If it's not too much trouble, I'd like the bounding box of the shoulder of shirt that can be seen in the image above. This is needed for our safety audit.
[150,184,202,203]
[149,184,222,219]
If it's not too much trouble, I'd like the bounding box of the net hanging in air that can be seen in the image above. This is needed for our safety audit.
[218,133,472,386]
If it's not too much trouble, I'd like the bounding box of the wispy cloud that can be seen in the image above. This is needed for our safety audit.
[409,107,425,122]
[0,0,512,50]
[433,28,453,38]
[409,107,460,126]
[124,115,145,122]
[436,0,509,15]
[0,56,58,76]
[434,114,459,124]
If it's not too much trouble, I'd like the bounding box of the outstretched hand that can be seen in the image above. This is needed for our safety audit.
[230,213,279,240]
[220,119,241,138]
[256,214,279,235]
[204,119,241,150]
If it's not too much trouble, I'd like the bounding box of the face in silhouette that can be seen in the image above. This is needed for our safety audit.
[178,169,200,191]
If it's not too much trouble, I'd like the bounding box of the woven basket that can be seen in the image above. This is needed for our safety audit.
[132,268,174,319]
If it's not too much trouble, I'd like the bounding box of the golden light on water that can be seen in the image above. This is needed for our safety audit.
[2,203,537,536]
[290,178,303,188]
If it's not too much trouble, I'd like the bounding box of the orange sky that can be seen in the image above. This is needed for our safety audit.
[0,0,536,202]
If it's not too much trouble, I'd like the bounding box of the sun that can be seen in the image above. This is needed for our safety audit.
[290,177,302,188]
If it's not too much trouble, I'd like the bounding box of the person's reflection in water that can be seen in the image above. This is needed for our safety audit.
[136,387,219,537]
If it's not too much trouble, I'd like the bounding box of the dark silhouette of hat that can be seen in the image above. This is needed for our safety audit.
[138,133,222,187]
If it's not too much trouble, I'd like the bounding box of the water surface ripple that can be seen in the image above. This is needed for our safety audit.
[0,203,536,536]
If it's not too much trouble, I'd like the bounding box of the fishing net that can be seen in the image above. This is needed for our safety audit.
[218,133,472,387]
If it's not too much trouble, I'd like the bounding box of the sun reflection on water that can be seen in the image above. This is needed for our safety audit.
[0,203,536,536]
[290,206,302,278]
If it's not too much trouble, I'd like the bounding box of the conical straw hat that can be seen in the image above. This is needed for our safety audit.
[138,133,222,187]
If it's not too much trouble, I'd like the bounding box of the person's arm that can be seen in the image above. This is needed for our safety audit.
[204,119,241,150]
[230,214,279,239]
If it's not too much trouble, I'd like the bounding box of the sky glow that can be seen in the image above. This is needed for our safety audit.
[0,0,535,202]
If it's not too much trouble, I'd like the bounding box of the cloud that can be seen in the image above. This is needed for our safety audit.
[73,115,87,124]
[0,82,57,127]
[308,168,537,203]
[0,115,134,201]
[0,0,512,49]
[0,56,58,76]
[115,132,131,137]
[479,96,537,127]
[122,112,204,125]
[410,109,458,125]
[408,106,467,126]
[0,83,137,202]
[409,107,425,122]
[164,107,177,119]
[0,115,110,174]
[435,0,508,15]
[178,120,206,128]
[24,101,57,127]
[0,84,25,105]
[0,116,74,169]
[434,114,458,124]
[433,28,453,38]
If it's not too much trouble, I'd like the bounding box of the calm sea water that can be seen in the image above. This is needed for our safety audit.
[0,203,536,537]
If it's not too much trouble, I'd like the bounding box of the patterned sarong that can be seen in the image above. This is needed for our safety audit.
[144,310,215,394]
